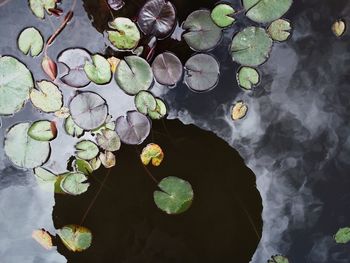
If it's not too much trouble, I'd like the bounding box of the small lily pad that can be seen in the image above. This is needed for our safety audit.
[115,56,153,95]
[18,27,44,56]
[154,176,193,214]
[148,98,167,120]
[268,19,292,41]
[32,229,53,250]
[92,115,116,135]
[55,107,70,119]
[74,159,93,175]
[211,4,235,28]
[334,227,350,244]
[42,55,57,81]
[237,67,260,90]
[183,10,222,52]
[107,0,125,10]
[108,17,140,50]
[231,26,273,66]
[60,172,90,195]
[29,0,56,19]
[140,143,164,166]
[332,19,346,38]
[135,91,157,115]
[268,255,289,263]
[89,157,102,170]
[33,167,57,191]
[108,57,120,73]
[99,151,116,168]
[75,140,99,160]
[64,116,84,138]
[84,54,111,84]
[231,101,248,120]
[96,129,121,152]
[30,81,63,113]
[28,120,57,141]
[152,52,183,86]
[115,111,151,145]
[57,225,92,252]
[184,54,220,92]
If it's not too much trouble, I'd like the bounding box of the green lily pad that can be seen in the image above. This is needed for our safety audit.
[30,80,63,113]
[96,129,121,152]
[84,54,111,84]
[75,140,99,160]
[154,176,193,214]
[60,172,90,195]
[237,67,260,90]
[4,122,50,169]
[33,167,57,191]
[18,27,44,56]
[115,56,153,95]
[64,116,84,138]
[29,0,56,19]
[108,17,140,50]
[268,255,289,263]
[135,91,157,115]
[268,19,292,41]
[183,10,222,52]
[211,4,235,28]
[243,0,293,23]
[148,98,167,120]
[231,26,273,66]
[57,225,92,252]
[28,120,57,141]
[334,227,350,244]
[74,159,93,175]
[0,56,34,115]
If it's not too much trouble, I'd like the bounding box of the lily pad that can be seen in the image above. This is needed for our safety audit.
[152,52,183,86]
[18,27,44,56]
[99,151,116,168]
[243,0,293,23]
[140,143,164,166]
[96,129,121,152]
[154,176,193,214]
[184,54,220,92]
[268,19,292,41]
[183,10,222,52]
[231,101,248,120]
[211,4,235,28]
[115,56,153,95]
[237,67,260,90]
[231,26,273,67]
[137,0,176,39]
[332,19,346,38]
[92,115,116,135]
[334,227,350,244]
[69,92,108,130]
[268,255,289,263]
[29,0,56,19]
[55,107,70,119]
[75,140,99,160]
[74,159,93,175]
[148,98,167,120]
[42,55,57,81]
[115,111,151,145]
[84,54,111,84]
[60,172,90,195]
[28,120,57,141]
[4,122,50,169]
[89,157,102,170]
[33,167,57,191]
[57,225,92,252]
[57,48,92,88]
[32,229,53,250]
[107,18,140,50]
[135,91,157,115]
[30,80,63,113]
[64,116,84,137]
[0,56,34,115]
[107,0,125,10]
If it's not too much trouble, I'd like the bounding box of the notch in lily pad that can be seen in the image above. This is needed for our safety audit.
[30,81,63,113]
[334,227,350,244]
[148,98,167,120]
[135,91,157,115]
[57,225,92,252]
[237,67,260,90]
[211,3,236,28]
[140,143,164,166]
[268,19,292,42]
[267,255,289,263]
[152,52,183,86]
[28,120,57,141]
[18,27,44,56]
[59,172,90,195]
[29,0,57,19]
[75,140,99,160]
[64,116,84,138]
[84,54,111,84]
[108,17,140,50]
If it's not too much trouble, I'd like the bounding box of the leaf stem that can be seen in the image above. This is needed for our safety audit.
[104,0,115,19]
[135,147,159,184]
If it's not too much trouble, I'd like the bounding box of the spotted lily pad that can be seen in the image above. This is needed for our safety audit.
[183,10,222,52]
[152,52,183,86]
[29,0,56,19]
[237,67,260,90]
[334,227,350,244]
[211,4,235,28]
[96,129,121,152]
[332,19,346,38]
[268,19,292,41]
[137,0,176,39]
[64,116,84,137]
[108,18,140,50]
[75,140,99,160]
[84,54,111,84]
[231,26,273,66]
[69,92,108,130]
[148,98,167,120]
[18,27,44,56]
[231,101,248,120]
[154,176,193,214]
[57,225,92,252]
[30,81,63,113]
[140,143,164,166]
[4,122,50,168]
[184,54,220,92]
[60,172,90,195]
[28,120,57,141]
[0,56,34,115]
[33,167,57,191]
[243,0,293,23]
[115,56,153,95]
[268,255,289,263]
[115,111,151,145]
[135,91,157,115]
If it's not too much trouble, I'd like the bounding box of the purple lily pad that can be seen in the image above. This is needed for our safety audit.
[152,52,183,86]
[107,0,125,11]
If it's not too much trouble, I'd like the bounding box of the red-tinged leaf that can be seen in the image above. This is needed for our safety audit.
[48,8,63,17]
[50,121,57,137]
[32,229,53,250]
[42,56,57,81]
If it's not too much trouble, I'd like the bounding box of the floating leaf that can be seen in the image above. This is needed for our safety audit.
[99,151,116,168]
[4,122,50,168]
[184,54,220,92]
[115,111,151,145]
[115,56,153,95]
[33,167,57,191]
[268,255,289,263]
[28,120,57,141]
[140,143,164,166]
[137,0,176,39]
[268,19,292,41]
[237,67,260,90]
[60,172,89,195]
[57,225,92,252]
[69,92,108,130]
[231,26,273,66]
[30,80,63,113]
[75,140,99,160]
[18,27,44,56]
[152,52,183,86]
[57,48,92,88]
[42,55,57,81]
[89,157,102,170]
[135,91,157,115]
[84,54,111,84]
[334,227,350,244]
[154,176,193,214]
[32,229,53,250]
[92,115,116,135]
[29,0,56,19]
[211,4,235,28]
[74,159,93,175]
[183,10,222,52]
[107,0,125,11]
[332,19,346,38]
[0,56,34,115]
[231,101,248,120]
[107,57,120,73]
[55,107,70,119]
[64,116,84,137]
[243,0,293,24]
[107,18,140,50]
[96,129,121,152]
[148,98,167,120]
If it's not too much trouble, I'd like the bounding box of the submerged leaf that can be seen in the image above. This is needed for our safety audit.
[96,129,121,152]
[60,172,89,195]
[107,0,125,11]
[108,18,140,50]
[64,116,84,137]
[211,4,235,28]
[237,67,260,90]
[42,55,57,81]
[267,255,289,263]
[58,225,92,252]
[334,227,350,244]
[135,91,157,115]
[140,143,164,166]
[268,19,292,41]
[75,140,99,160]
[148,98,167,120]
[29,0,56,19]
[32,229,53,250]
[28,120,57,141]
[30,80,63,113]
[18,27,44,56]
[99,151,116,168]
[84,54,111,84]
[332,19,346,38]
[33,167,57,191]
[152,52,183,86]
[231,101,248,120]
